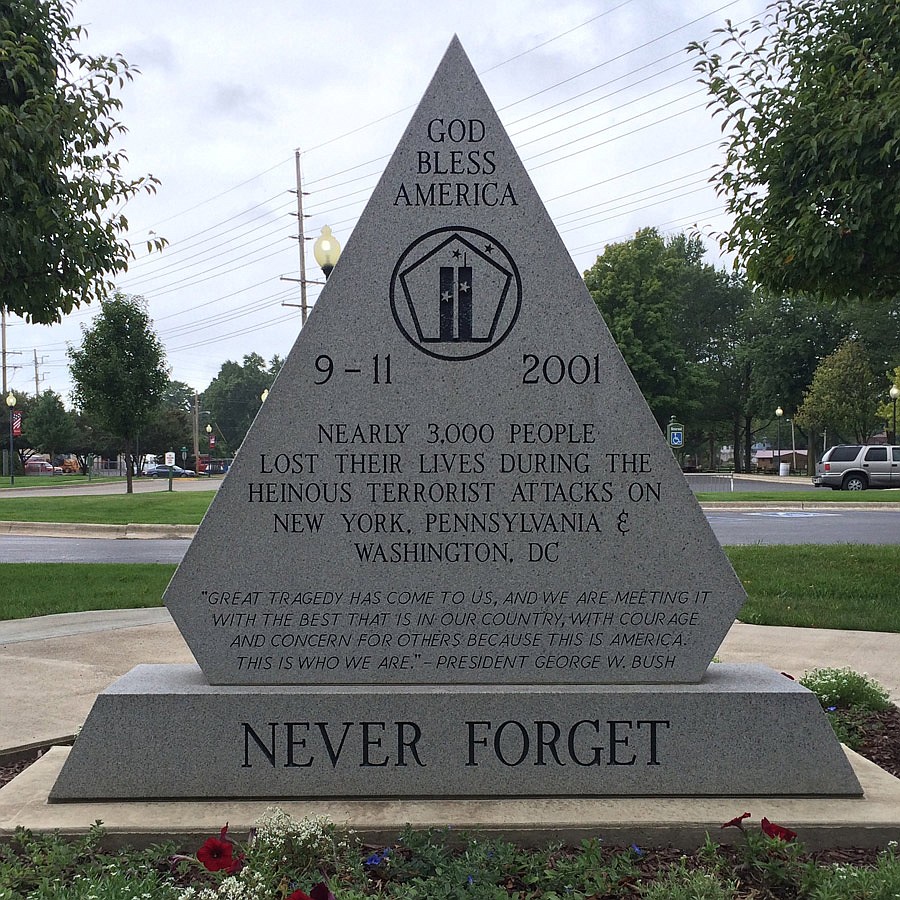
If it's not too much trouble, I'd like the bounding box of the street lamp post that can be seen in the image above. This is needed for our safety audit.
[775,406,784,475]
[891,385,899,444]
[313,225,342,279]
[5,392,16,486]
[205,424,213,476]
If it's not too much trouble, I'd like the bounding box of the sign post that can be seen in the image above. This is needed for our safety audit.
[165,451,176,492]
[667,417,685,452]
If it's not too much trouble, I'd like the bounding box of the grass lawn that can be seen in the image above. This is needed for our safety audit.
[0,491,215,524]
[0,474,124,489]
[0,563,176,619]
[728,545,900,632]
[696,489,900,502]
[1,546,897,631]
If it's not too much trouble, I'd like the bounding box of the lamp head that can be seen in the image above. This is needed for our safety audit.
[5,392,15,409]
[206,424,212,434]
[775,406,783,418]
[260,388,269,404]
[891,385,900,401]
[313,225,341,277]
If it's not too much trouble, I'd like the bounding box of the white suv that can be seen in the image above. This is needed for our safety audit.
[812,444,900,490]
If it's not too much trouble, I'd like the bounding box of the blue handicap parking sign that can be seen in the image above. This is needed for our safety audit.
[667,420,685,448]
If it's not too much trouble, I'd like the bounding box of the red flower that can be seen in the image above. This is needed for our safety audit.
[761,817,798,841]
[286,892,312,900]
[198,824,237,872]
[310,884,336,900]
[721,811,751,830]
[225,852,245,875]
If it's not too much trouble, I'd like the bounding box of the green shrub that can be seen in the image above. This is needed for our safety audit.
[799,667,891,711]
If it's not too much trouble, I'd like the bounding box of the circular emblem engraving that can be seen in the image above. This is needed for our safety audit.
[389,227,522,360]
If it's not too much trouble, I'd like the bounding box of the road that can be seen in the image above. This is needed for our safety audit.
[1,508,898,562]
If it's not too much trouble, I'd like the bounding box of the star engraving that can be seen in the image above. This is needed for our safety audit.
[458,281,470,293]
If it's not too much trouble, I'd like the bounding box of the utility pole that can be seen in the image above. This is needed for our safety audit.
[294,150,309,325]
[281,148,323,327]
[193,390,200,474]
[33,349,46,396]
[1,308,22,397]
[1,307,7,397]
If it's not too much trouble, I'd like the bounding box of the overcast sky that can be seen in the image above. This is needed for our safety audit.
[6,0,765,403]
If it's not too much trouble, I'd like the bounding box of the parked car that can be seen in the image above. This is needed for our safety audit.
[148,464,196,478]
[24,459,56,474]
[812,444,900,490]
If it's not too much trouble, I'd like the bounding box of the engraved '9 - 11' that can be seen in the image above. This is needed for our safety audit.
[315,354,393,384]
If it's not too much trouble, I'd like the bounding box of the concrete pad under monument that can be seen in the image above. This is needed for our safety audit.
[50,37,861,802]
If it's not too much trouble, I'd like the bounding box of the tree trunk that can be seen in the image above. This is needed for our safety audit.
[124,437,133,494]
[743,414,753,473]
[732,417,742,473]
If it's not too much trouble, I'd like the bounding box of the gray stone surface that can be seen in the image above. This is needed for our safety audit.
[50,663,861,800]
[47,37,863,807]
[163,36,746,686]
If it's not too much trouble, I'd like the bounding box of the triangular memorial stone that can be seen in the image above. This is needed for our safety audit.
[165,37,745,687]
[51,38,861,800]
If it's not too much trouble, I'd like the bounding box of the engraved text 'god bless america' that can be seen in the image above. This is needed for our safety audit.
[394,118,518,208]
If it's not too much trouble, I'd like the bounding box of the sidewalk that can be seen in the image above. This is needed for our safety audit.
[1,609,898,754]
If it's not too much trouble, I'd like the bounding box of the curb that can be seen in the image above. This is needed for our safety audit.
[0,521,198,540]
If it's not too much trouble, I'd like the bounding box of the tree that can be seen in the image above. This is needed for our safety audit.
[796,340,883,443]
[584,228,750,464]
[202,354,282,455]
[69,411,116,476]
[68,293,168,492]
[689,0,900,302]
[140,380,193,465]
[876,365,900,442]
[0,0,164,324]
[735,292,844,470]
[22,389,75,461]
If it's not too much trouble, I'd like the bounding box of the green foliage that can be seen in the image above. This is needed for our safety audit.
[876,365,900,440]
[796,340,884,442]
[641,857,737,899]
[823,707,869,750]
[201,353,282,455]
[0,0,164,325]
[806,842,900,898]
[2,814,900,899]
[731,830,811,896]
[140,380,194,462]
[68,293,169,491]
[0,823,179,900]
[799,666,892,711]
[20,390,75,459]
[689,0,900,303]
[584,228,749,435]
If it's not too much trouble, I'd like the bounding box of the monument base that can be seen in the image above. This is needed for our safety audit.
[49,663,861,801]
